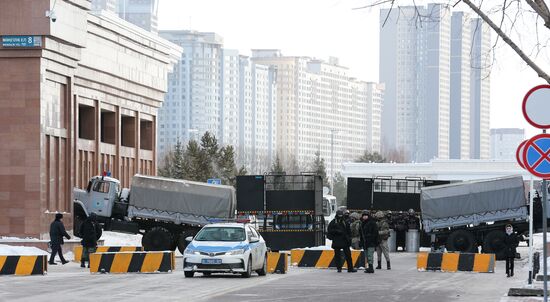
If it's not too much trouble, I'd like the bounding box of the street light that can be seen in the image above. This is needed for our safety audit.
[330,129,341,196]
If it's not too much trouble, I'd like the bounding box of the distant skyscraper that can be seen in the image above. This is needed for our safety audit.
[158,31,224,151]
[380,4,490,162]
[158,32,277,173]
[490,128,524,160]
[91,0,117,12]
[470,17,492,159]
[450,12,471,159]
[252,50,383,173]
[380,4,451,162]
[91,0,159,34]
[117,0,159,33]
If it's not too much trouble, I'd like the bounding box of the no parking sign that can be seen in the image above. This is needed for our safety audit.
[523,134,550,179]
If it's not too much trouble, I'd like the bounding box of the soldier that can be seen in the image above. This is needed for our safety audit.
[375,211,391,270]
[360,210,379,273]
[327,210,357,273]
[504,224,519,277]
[350,212,362,250]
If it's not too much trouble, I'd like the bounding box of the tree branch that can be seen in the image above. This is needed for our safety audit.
[462,0,550,83]
[526,0,550,28]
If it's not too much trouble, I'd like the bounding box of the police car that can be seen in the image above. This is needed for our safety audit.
[183,223,268,278]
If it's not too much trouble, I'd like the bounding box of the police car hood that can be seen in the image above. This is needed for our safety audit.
[189,241,248,252]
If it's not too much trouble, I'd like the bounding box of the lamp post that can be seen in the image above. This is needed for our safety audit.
[330,129,340,195]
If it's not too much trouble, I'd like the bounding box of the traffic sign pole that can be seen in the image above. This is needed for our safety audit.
[543,176,548,302]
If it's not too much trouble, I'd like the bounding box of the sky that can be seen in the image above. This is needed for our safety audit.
[157,0,549,139]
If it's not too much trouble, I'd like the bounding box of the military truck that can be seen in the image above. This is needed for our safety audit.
[73,174,236,253]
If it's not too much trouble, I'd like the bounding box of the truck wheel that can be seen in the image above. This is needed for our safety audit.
[446,230,476,253]
[142,227,172,251]
[483,230,507,260]
[177,233,189,254]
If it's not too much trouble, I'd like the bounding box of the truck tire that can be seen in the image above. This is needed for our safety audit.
[177,233,190,254]
[483,230,507,260]
[142,227,173,251]
[446,229,476,253]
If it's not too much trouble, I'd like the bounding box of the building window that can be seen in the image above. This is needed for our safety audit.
[100,110,116,144]
[78,105,95,140]
[121,115,136,148]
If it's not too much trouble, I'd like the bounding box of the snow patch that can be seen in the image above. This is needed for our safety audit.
[100,231,143,246]
[0,244,48,256]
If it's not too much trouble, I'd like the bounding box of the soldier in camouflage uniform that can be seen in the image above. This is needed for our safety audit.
[375,211,391,270]
[349,212,362,250]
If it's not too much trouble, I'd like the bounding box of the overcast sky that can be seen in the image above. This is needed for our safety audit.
[157,0,548,138]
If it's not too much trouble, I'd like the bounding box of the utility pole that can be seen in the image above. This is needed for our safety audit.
[330,129,339,195]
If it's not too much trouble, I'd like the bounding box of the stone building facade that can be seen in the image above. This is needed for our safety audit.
[0,0,181,238]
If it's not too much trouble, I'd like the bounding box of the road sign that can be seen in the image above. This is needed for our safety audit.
[523,134,550,178]
[516,140,528,169]
[207,178,222,185]
[522,85,550,129]
[2,36,42,47]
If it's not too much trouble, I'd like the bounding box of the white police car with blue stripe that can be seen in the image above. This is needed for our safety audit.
[183,223,268,278]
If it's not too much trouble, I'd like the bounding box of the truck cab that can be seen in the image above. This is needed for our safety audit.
[73,175,129,235]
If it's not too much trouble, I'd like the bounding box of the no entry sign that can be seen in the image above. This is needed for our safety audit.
[522,85,550,129]
[523,134,550,179]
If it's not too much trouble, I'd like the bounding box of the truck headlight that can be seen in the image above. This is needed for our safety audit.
[184,249,200,255]
[226,249,245,255]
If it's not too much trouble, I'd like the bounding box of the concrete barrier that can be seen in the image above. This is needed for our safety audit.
[417,252,495,273]
[267,251,288,274]
[73,246,143,262]
[290,249,365,269]
[89,251,174,273]
[0,255,47,276]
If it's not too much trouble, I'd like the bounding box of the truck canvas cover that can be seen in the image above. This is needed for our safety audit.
[421,176,527,232]
[129,175,236,219]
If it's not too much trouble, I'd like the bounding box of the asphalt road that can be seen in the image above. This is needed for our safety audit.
[0,252,525,302]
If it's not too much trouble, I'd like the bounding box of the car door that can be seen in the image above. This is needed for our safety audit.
[247,226,260,269]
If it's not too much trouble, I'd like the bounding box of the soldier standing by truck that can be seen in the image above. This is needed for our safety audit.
[504,224,519,277]
[79,213,102,268]
[375,211,391,270]
[328,210,357,273]
[360,210,379,273]
[350,212,362,250]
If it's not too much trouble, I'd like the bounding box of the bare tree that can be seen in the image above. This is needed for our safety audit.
[356,0,550,83]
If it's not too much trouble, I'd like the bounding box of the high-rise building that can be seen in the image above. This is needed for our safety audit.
[158,32,277,173]
[252,50,383,174]
[158,31,224,152]
[380,4,490,162]
[450,12,471,159]
[470,18,492,159]
[490,128,525,160]
[91,0,159,33]
[365,83,384,154]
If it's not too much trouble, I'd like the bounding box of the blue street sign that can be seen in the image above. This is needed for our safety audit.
[523,134,550,179]
[207,178,222,185]
[2,36,42,47]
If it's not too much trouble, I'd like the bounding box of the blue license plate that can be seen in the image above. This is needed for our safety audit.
[201,259,222,265]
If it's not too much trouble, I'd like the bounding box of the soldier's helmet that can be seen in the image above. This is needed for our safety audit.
[374,211,385,219]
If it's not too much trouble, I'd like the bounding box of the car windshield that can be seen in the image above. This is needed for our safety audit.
[194,227,246,242]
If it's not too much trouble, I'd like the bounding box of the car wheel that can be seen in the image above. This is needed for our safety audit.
[184,271,194,278]
[242,257,252,278]
[257,254,267,276]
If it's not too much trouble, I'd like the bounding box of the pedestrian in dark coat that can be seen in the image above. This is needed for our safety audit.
[504,224,519,277]
[360,211,379,273]
[79,213,102,268]
[49,213,70,265]
[327,210,357,273]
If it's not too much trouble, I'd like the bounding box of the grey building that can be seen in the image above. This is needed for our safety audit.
[91,0,159,34]
[380,4,490,163]
[490,128,525,160]
[450,12,471,159]
[380,3,451,162]
[470,18,492,159]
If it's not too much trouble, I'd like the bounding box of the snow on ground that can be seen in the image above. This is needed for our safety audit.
[0,244,48,256]
[100,231,142,246]
[0,236,42,242]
